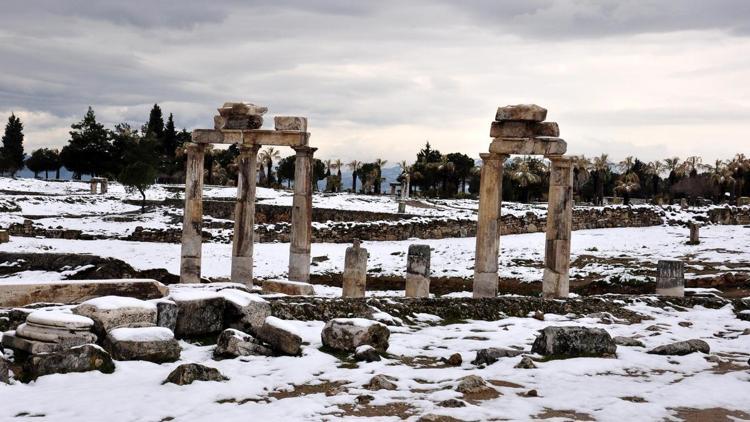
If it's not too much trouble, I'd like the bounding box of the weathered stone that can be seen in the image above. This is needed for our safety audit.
[26,310,94,330]
[19,344,115,382]
[354,344,381,362]
[261,279,315,296]
[342,240,368,298]
[214,102,266,130]
[0,354,10,384]
[472,347,524,366]
[688,222,701,245]
[274,116,307,132]
[218,102,268,117]
[0,230,9,244]
[445,353,462,366]
[0,279,168,308]
[514,356,537,369]
[2,332,64,354]
[365,374,397,390]
[104,327,180,363]
[489,137,567,156]
[418,415,463,422]
[495,104,547,122]
[180,142,207,283]
[614,336,645,347]
[288,146,316,283]
[456,375,492,394]
[164,363,227,385]
[656,260,684,297]
[74,296,157,336]
[321,318,390,353]
[221,289,271,335]
[405,244,430,298]
[531,326,617,358]
[154,299,178,332]
[438,399,466,408]
[15,323,97,348]
[257,316,302,356]
[489,121,559,138]
[647,339,710,356]
[543,156,573,298]
[473,153,506,298]
[170,291,225,338]
[214,328,273,359]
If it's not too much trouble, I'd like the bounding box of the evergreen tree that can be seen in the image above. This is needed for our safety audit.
[25,149,45,178]
[163,113,178,157]
[1,114,25,177]
[118,134,159,213]
[145,104,164,140]
[60,107,112,178]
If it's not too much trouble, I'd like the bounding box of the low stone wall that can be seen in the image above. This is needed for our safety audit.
[708,206,750,225]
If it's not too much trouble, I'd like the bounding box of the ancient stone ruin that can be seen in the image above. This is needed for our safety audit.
[473,104,573,299]
[181,102,315,287]
[89,177,108,194]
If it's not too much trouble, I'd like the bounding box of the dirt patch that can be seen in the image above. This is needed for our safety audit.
[670,407,750,421]
[334,402,416,419]
[534,408,595,421]
[489,380,525,389]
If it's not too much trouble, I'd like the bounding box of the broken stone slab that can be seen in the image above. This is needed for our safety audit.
[261,279,315,296]
[405,244,430,298]
[26,310,94,331]
[656,260,685,297]
[153,299,178,332]
[321,318,390,353]
[0,230,9,244]
[169,290,225,339]
[455,375,494,394]
[614,336,645,347]
[104,327,181,363]
[472,347,524,366]
[489,137,567,156]
[214,102,267,130]
[274,116,308,132]
[74,296,158,336]
[647,339,710,356]
[354,345,381,362]
[531,326,617,358]
[15,323,97,348]
[213,328,273,359]
[365,374,397,390]
[489,121,559,138]
[218,102,268,117]
[2,331,64,354]
[0,354,9,384]
[0,279,168,308]
[257,316,303,356]
[514,356,537,369]
[18,344,115,382]
[164,363,227,385]
[220,289,271,336]
[495,104,547,122]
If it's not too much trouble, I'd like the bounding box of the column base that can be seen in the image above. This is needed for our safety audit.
[405,274,430,298]
[473,272,498,298]
[655,286,684,297]
[288,252,311,283]
[180,257,201,284]
[542,269,569,298]
[231,256,254,288]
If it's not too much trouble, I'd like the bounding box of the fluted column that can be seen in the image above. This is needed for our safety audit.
[473,153,507,298]
[543,156,573,298]
[180,142,207,283]
[231,144,261,288]
[288,146,316,282]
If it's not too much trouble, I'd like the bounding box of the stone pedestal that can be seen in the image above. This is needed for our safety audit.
[0,230,9,243]
[288,146,316,282]
[656,260,684,297]
[397,200,406,214]
[180,143,206,283]
[342,240,368,298]
[231,145,261,288]
[688,222,700,245]
[406,244,431,297]
[542,157,573,298]
[473,153,506,298]
[90,180,97,194]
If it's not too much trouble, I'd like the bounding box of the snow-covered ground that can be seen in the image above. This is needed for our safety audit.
[1,299,748,421]
[1,225,748,289]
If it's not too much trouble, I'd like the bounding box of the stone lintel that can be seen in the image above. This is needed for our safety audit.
[489,137,567,157]
[192,129,309,147]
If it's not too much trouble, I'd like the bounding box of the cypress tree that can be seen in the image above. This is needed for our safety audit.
[163,113,177,157]
[146,104,164,140]
[1,114,25,177]
[60,107,112,178]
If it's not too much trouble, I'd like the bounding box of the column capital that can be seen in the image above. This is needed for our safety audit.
[479,152,509,162]
[292,145,318,156]
[186,142,207,153]
[238,143,262,155]
[548,155,573,166]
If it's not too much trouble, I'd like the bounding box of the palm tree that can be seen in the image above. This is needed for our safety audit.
[333,158,343,192]
[398,160,411,197]
[643,160,665,199]
[374,158,388,195]
[571,155,591,198]
[347,160,362,193]
[708,159,736,202]
[614,172,640,205]
[510,157,541,203]
[590,154,611,205]
[618,156,636,174]
[729,154,749,199]
[680,156,703,178]
[438,155,456,195]
[260,147,281,187]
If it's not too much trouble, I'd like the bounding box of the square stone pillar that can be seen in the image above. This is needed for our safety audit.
[543,156,573,298]
[473,153,507,298]
[656,259,684,297]
[288,146,316,282]
[180,142,207,283]
[406,244,431,298]
[231,144,261,288]
[342,240,368,298]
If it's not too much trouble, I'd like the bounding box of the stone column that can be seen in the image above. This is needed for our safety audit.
[543,156,574,299]
[101,179,108,194]
[688,222,700,245]
[473,153,507,298]
[656,259,684,297]
[342,240,368,298]
[406,244,431,297]
[231,144,261,288]
[288,146,316,282]
[180,142,206,284]
[90,180,97,194]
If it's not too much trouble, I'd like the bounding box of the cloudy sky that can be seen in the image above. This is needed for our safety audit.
[1,0,749,164]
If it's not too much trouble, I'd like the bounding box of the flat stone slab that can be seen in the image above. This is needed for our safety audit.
[74,296,157,333]
[489,137,567,156]
[15,323,97,346]
[2,331,64,354]
[27,310,94,330]
[262,280,315,296]
[0,279,168,307]
[105,327,180,363]
[495,104,547,122]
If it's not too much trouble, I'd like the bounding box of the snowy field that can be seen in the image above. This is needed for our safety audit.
[0,299,749,421]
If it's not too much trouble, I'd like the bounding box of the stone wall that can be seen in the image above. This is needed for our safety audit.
[707,206,750,225]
